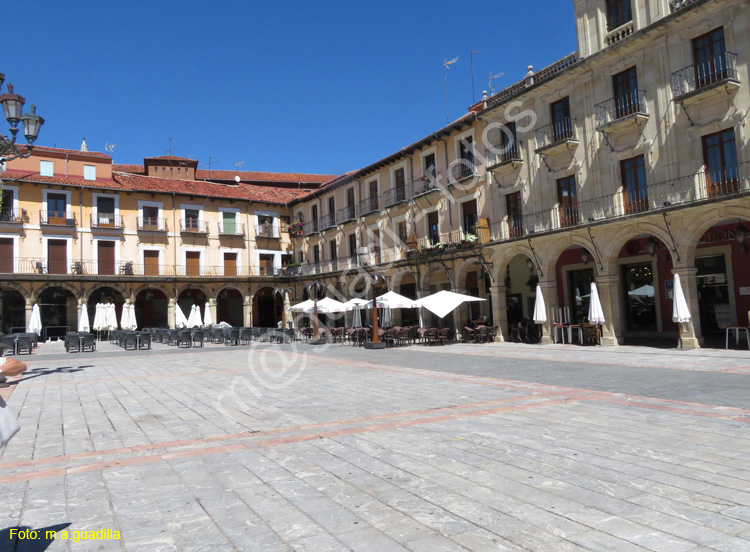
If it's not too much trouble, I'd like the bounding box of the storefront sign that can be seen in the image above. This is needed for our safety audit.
[740,287,750,296]
[699,229,737,244]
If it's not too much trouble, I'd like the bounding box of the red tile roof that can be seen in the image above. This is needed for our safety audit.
[143,155,196,161]
[195,169,337,184]
[112,164,145,174]
[25,146,112,160]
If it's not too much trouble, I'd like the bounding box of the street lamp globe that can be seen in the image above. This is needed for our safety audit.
[0,73,45,162]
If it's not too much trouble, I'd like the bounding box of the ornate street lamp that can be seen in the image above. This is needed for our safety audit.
[0,73,45,163]
[735,221,748,253]
[364,272,387,349]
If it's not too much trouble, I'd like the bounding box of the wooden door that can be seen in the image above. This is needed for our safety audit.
[48,239,67,274]
[0,239,13,273]
[224,252,237,276]
[47,194,67,225]
[98,241,115,275]
[186,252,201,276]
[144,250,160,276]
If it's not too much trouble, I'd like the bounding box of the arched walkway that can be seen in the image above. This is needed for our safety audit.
[38,286,77,339]
[217,288,244,327]
[252,286,282,328]
[178,288,207,323]
[87,286,126,331]
[1,288,26,333]
[135,288,168,329]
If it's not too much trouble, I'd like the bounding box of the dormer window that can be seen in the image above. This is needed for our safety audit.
[606,0,632,31]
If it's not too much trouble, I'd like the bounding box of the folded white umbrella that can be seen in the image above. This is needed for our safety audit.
[28,303,42,334]
[203,302,213,326]
[92,304,103,331]
[78,303,91,332]
[532,285,547,324]
[175,305,189,329]
[365,290,419,310]
[187,305,198,328]
[129,303,138,330]
[195,304,203,327]
[108,304,119,331]
[120,303,130,330]
[588,283,606,325]
[672,273,691,323]
[414,290,485,319]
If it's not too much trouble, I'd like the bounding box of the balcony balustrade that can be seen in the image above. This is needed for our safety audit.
[486,143,523,170]
[40,210,76,227]
[595,90,648,129]
[90,213,124,229]
[671,52,740,101]
[218,221,245,236]
[137,217,168,232]
[336,205,357,225]
[413,174,441,197]
[359,196,380,216]
[319,214,336,230]
[449,162,477,184]
[255,223,280,238]
[180,219,209,234]
[0,208,24,224]
[383,186,409,208]
[535,118,578,152]
[303,220,320,236]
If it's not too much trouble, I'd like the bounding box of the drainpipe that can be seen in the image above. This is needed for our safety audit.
[65,153,69,178]
[438,135,453,234]
[172,192,178,293]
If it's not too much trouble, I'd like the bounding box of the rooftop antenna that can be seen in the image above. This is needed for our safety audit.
[470,49,484,103]
[205,156,219,179]
[442,56,458,124]
[235,161,245,172]
[105,143,115,154]
[488,72,505,95]
[167,137,174,156]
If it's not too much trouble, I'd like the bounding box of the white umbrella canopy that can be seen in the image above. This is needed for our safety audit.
[128,303,138,330]
[120,303,130,330]
[27,303,42,334]
[289,297,346,313]
[288,299,315,312]
[414,290,485,319]
[108,304,119,331]
[187,305,199,328]
[203,302,213,326]
[92,304,103,331]
[588,283,606,325]
[175,305,189,329]
[78,304,91,332]
[365,290,419,310]
[343,298,369,310]
[672,273,691,323]
[532,285,547,324]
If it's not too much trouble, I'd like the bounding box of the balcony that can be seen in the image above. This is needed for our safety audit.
[0,208,24,224]
[90,213,124,229]
[486,144,523,171]
[669,0,699,13]
[218,221,245,236]
[595,90,648,131]
[383,186,409,208]
[605,19,634,46]
[336,205,357,225]
[413,175,441,197]
[535,118,579,154]
[180,219,209,234]
[303,220,320,236]
[40,210,76,227]
[449,162,477,184]
[255,224,280,238]
[319,214,336,231]
[137,217,168,232]
[671,52,740,104]
[359,197,380,216]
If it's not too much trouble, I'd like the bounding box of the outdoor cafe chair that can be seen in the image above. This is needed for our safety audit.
[123,333,138,351]
[177,331,192,348]
[65,334,80,353]
[210,328,224,344]
[225,328,241,346]
[438,327,451,345]
[167,330,179,346]
[395,328,411,347]
[16,335,33,355]
[191,330,204,347]
[239,328,253,345]
[82,333,97,352]
[464,326,477,343]
[137,333,151,350]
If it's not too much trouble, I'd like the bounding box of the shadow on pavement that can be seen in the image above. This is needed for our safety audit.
[0,523,71,551]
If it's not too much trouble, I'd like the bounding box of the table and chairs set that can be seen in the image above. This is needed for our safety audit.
[0,333,39,356]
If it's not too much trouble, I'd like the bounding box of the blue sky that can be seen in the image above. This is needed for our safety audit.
[4,1,576,175]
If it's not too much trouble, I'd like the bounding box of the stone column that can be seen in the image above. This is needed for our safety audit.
[537,279,556,344]
[208,297,217,325]
[168,297,176,329]
[597,273,623,346]
[490,284,507,342]
[672,266,702,349]
[244,295,253,327]
[25,299,33,332]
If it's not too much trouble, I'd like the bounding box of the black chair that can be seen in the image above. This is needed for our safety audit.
[211,328,224,344]
[240,328,253,345]
[82,333,97,352]
[178,330,192,348]
[191,330,204,347]
[168,330,179,346]
[225,328,240,346]
[438,327,451,345]
[123,333,138,351]
[1,336,17,356]
[138,333,151,350]
[65,334,80,353]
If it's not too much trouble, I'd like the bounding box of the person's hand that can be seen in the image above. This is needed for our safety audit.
[1,360,27,377]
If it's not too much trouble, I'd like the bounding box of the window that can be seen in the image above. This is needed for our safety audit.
[1,190,13,221]
[606,0,632,32]
[313,245,320,265]
[142,206,159,230]
[506,192,523,238]
[97,241,116,275]
[397,221,408,245]
[550,97,572,142]
[311,205,318,232]
[96,196,116,227]
[612,67,640,119]
[224,252,238,277]
[46,193,67,224]
[185,251,201,276]
[329,241,337,268]
[348,233,357,257]
[461,200,478,235]
[83,165,96,181]
[328,196,335,216]
[223,211,237,234]
[693,28,729,89]
[346,187,355,207]
[454,136,475,181]
[423,153,437,181]
[184,209,200,231]
[427,211,439,245]
[394,167,406,202]
[620,155,648,214]
[702,128,738,196]
[144,250,160,276]
[557,176,578,227]
[40,160,54,177]
[368,180,379,211]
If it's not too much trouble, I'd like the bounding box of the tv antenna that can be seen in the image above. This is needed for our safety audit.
[488,72,506,94]
[470,49,484,103]
[205,156,219,179]
[235,161,245,171]
[442,56,459,124]
[105,143,115,154]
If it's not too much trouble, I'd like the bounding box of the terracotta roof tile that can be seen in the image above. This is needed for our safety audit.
[195,169,337,184]
[112,164,145,174]
[25,146,112,160]
[144,155,196,161]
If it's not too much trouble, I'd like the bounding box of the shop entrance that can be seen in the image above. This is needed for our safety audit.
[567,268,594,324]
[621,261,657,332]
[696,254,731,334]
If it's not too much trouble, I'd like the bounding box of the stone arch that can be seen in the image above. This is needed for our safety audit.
[84,282,128,304]
[537,233,598,279]
[390,268,415,291]
[177,282,212,300]
[215,282,248,300]
[1,282,30,300]
[33,281,81,302]
[455,258,485,291]
[491,244,536,284]
[599,221,680,270]
[420,263,452,293]
[131,282,172,301]
[681,206,750,267]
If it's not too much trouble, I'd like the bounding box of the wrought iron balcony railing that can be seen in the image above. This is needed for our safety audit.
[413,174,441,197]
[449,162,477,183]
[383,186,409,207]
[0,208,23,224]
[90,213,124,229]
[535,118,578,150]
[180,219,209,234]
[137,217,168,231]
[359,196,380,216]
[319,214,336,230]
[303,220,320,236]
[486,144,523,169]
[218,221,245,236]
[671,52,739,99]
[255,224,280,238]
[595,90,648,128]
[40,210,76,227]
[336,205,357,224]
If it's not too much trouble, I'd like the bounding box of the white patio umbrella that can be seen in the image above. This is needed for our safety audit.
[203,302,213,326]
[28,303,42,334]
[288,299,315,312]
[187,305,199,328]
[128,303,138,330]
[107,304,118,331]
[414,290,485,319]
[92,304,103,331]
[532,285,547,324]
[588,282,606,325]
[343,298,369,310]
[364,290,419,310]
[120,303,130,330]
[672,274,691,324]
[289,297,346,313]
[78,303,91,332]
[175,305,189,329]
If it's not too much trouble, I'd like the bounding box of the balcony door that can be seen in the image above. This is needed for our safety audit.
[703,129,739,196]
[0,239,13,273]
[311,205,319,232]
[462,199,478,235]
[144,250,159,276]
[47,194,67,225]
[369,181,379,211]
[143,206,159,230]
[693,28,727,88]
[551,97,572,142]
[96,197,115,227]
[1,190,14,222]
[222,212,236,235]
[48,239,67,274]
[620,155,648,214]
[557,175,578,227]
[427,211,439,245]
[329,240,337,269]
[186,251,201,276]
[224,252,237,276]
[506,192,523,238]
[612,67,639,119]
[185,209,200,232]
[394,168,406,202]
[606,0,632,31]
[98,241,115,275]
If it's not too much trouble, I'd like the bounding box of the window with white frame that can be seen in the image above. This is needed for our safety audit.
[83,165,96,181]
[40,160,54,177]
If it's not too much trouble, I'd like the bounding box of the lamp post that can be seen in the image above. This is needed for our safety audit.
[305,281,325,340]
[273,286,292,328]
[365,272,387,349]
[0,73,45,163]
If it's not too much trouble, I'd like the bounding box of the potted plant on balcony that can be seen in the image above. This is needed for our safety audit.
[289,217,304,237]
[285,262,301,276]
[460,234,478,247]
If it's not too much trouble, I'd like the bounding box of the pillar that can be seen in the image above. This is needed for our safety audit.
[168,297,176,329]
[25,299,33,332]
[208,297,217,326]
[490,284,507,342]
[672,266,702,349]
[597,273,623,346]
[244,295,253,327]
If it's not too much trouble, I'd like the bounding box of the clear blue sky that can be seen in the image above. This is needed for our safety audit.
[4,1,576,175]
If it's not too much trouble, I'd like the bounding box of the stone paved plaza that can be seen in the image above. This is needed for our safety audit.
[1,340,750,551]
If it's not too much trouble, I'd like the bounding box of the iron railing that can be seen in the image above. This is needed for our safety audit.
[535,118,578,150]
[413,174,441,197]
[383,186,409,207]
[359,196,380,216]
[449,162,477,183]
[336,205,357,224]
[595,89,648,128]
[137,217,168,231]
[90,213,124,229]
[486,143,523,169]
[303,220,320,236]
[218,221,245,236]
[319,214,336,230]
[40,210,76,227]
[180,219,209,234]
[0,208,23,223]
[671,52,739,99]
[255,224,280,238]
